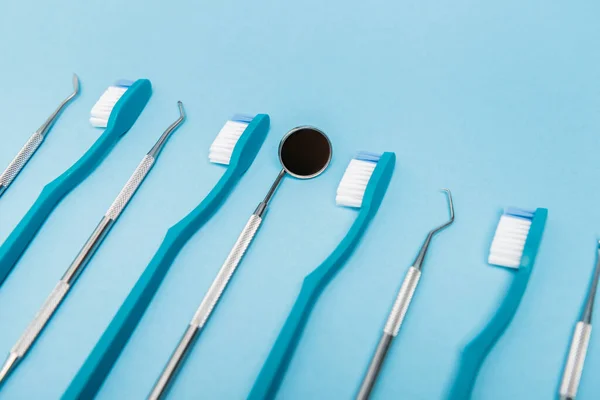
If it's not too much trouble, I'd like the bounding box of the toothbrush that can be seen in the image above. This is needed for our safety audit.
[0,79,152,287]
[147,125,333,399]
[248,151,396,400]
[63,113,270,400]
[0,101,185,385]
[558,241,600,400]
[447,207,548,400]
[0,74,80,198]
[356,189,455,400]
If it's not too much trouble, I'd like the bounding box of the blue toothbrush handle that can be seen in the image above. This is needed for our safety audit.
[62,169,239,400]
[249,213,372,400]
[0,78,152,288]
[63,113,270,400]
[248,272,322,400]
[249,152,395,400]
[447,270,529,400]
[0,131,117,286]
[446,208,547,400]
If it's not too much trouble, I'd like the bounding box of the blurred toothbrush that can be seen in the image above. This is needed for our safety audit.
[0,102,186,385]
[63,113,270,400]
[357,189,454,400]
[249,151,396,400]
[0,74,80,198]
[558,241,600,400]
[447,207,548,400]
[0,79,152,287]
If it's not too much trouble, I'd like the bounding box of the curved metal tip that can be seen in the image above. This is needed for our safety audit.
[440,189,455,226]
[146,101,187,158]
[177,101,185,119]
[35,73,81,136]
[72,73,80,94]
[411,189,456,270]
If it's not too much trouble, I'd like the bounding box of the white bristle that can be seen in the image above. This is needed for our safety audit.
[488,215,532,268]
[208,120,249,165]
[89,86,129,128]
[335,159,377,208]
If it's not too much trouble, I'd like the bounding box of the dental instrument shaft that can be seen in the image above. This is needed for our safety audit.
[0,74,80,198]
[559,241,600,400]
[149,170,286,400]
[356,189,454,400]
[0,103,185,384]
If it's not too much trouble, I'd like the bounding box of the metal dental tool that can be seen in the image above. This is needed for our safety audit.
[0,102,186,384]
[0,74,80,198]
[356,189,455,400]
[148,126,332,400]
[559,241,600,400]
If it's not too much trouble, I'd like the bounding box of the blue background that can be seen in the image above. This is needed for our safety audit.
[0,0,599,399]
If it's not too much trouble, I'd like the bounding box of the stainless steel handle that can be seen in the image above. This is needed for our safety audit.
[0,132,44,193]
[148,214,263,399]
[356,267,422,400]
[11,280,70,356]
[105,155,154,220]
[191,214,262,328]
[356,333,393,400]
[384,266,421,336]
[559,322,592,400]
[148,325,199,400]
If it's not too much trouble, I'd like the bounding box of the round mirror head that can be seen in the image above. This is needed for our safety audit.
[278,126,332,179]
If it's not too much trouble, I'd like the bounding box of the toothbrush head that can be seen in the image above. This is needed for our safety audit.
[209,114,270,173]
[336,151,395,209]
[89,79,152,133]
[488,207,548,269]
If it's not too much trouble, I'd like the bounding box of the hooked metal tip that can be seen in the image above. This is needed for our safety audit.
[146,101,187,158]
[438,189,455,229]
[176,101,185,119]
[411,188,455,270]
[36,73,81,136]
[72,73,80,95]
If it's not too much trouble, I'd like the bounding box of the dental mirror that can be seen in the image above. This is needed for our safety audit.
[256,126,332,215]
[147,126,333,398]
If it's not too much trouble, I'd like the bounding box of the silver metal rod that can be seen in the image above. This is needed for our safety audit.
[581,242,600,324]
[255,169,286,217]
[150,213,264,397]
[0,105,187,384]
[558,242,600,399]
[0,352,19,385]
[37,73,80,137]
[147,101,186,158]
[62,217,114,283]
[0,74,79,198]
[148,325,200,400]
[356,334,392,400]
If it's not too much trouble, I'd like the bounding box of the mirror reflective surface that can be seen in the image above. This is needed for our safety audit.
[279,126,332,179]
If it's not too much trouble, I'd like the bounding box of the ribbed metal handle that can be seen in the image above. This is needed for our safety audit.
[105,155,154,220]
[384,266,421,336]
[559,322,592,399]
[191,214,262,328]
[0,132,44,191]
[11,280,69,356]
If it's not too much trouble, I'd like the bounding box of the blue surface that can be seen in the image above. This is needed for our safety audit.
[0,1,599,399]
